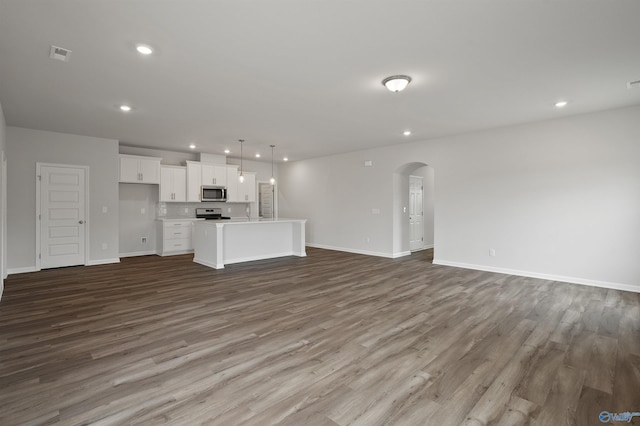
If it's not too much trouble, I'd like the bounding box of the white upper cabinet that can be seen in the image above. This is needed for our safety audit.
[160,166,187,202]
[186,161,202,202]
[237,172,256,202]
[119,154,161,184]
[225,165,239,202]
[201,164,227,187]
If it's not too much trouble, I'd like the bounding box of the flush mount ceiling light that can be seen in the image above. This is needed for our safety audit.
[403,130,411,136]
[382,75,412,92]
[283,157,289,162]
[189,144,196,149]
[555,101,568,108]
[119,105,132,112]
[255,153,261,158]
[136,44,153,55]
[224,149,230,154]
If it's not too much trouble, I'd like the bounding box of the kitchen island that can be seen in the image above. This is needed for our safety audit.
[193,218,307,269]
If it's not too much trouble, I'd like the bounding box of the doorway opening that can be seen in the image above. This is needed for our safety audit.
[392,162,435,259]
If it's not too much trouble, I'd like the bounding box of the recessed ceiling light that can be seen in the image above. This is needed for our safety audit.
[224,149,230,154]
[403,130,411,136]
[136,44,153,55]
[555,101,568,108]
[189,144,196,149]
[255,153,261,158]
[119,105,132,112]
[283,157,289,162]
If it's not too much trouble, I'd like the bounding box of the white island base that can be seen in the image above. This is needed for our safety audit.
[193,219,307,269]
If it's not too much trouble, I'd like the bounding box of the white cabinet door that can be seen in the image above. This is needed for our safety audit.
[172,168,187,202]
[237,172,256,202]
[186,161,202,202]
[160,166,187,202]
[213,165,227,187]
[226,165,239,202]
[201,164,228,186]
[160,167,173,201]
[119,155,161,184]
[138,158,160,184]
[119,156,140,182]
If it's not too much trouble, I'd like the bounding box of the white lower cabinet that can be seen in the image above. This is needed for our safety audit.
[157,219,198,256]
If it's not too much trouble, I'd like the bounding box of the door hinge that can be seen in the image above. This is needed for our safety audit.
[421,237,424,241]
[37,175,42,181]
[421,186,423,191]
[39,253,41,259]
[38,214,41,220]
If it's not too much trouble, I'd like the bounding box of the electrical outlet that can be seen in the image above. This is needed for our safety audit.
[102,206,108,213]
[141,207,146,215]
[141,237,147,244]
[365,237,371,243]
[101,243,107,250]
[489,248,496,257]
[184,208,189,213]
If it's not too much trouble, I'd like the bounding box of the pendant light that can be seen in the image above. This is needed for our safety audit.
[238,139,245,183]
[269,145,276,185]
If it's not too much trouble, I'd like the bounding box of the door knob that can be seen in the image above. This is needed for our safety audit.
[79,220,84,224]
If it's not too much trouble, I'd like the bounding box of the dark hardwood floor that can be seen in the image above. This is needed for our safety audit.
[0,248,638,425]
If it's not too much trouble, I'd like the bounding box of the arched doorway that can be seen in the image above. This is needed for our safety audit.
[392,162,435,259]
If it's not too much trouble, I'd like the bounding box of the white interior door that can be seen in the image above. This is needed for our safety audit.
[409,175,424,251]
[39,165,87,269]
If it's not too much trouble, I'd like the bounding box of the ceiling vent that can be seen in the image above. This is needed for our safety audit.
[49,45,72,62]
[627,79,640,89]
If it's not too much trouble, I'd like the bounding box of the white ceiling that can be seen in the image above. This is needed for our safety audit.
[1,0,639,162]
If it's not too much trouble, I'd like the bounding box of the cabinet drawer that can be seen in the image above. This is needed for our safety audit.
[164,220,193,228]
[162,238,192,251]
[164,226,192,239]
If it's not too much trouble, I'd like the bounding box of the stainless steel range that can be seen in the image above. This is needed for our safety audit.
[195,208,230,220]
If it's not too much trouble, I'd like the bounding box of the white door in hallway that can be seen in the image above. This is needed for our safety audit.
[409,175,424,251]
[39,164,87,269]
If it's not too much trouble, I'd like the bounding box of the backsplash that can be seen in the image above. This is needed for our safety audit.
[158,202,254,219]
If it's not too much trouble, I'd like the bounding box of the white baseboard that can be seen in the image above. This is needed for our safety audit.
[392,251,411,258]
[224,252,297,265]
[86,258,120,266]
[119,250,157,258]
[193,257,224,269]
[410,244,434,253]
[432,259,640,294]
[7,266,38,275]
[306,243,397,259]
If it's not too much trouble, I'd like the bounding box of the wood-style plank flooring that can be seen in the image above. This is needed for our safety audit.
[1,248,639,425]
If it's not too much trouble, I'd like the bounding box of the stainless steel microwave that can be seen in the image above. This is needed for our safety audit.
[201,185,227,202]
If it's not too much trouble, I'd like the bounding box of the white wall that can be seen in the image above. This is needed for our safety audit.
[0,101,7,300]
[279,106,640,291]
[7,127,120,272]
